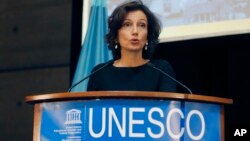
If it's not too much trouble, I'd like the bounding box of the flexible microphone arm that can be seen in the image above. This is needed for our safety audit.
[68,61,112,92]
[147,62,193,94]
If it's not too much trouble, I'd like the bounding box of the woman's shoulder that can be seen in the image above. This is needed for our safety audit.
[91,60,114,72]
[150,59,172,68]
[149,59,175,76]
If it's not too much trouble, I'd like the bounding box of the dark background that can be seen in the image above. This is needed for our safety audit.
[1,0,249,141]
[0,1,72,140]
[154,34,250,140]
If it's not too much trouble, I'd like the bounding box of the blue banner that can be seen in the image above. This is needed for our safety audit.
[40,99,221,141]
[71,0,112,92]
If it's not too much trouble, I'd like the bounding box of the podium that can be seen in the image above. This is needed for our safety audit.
[26,91,232,141]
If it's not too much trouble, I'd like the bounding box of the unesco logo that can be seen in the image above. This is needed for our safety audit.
[64,109,82,124]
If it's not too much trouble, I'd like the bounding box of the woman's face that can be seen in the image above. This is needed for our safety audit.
[118,10,148,53]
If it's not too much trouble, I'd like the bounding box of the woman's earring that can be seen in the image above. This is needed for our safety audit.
[115,41,118,49]
[145,42,148,50]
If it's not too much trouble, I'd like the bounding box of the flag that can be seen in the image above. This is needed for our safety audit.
[71,0,112,92]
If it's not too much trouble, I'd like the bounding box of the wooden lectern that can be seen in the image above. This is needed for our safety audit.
[26,91,232,141]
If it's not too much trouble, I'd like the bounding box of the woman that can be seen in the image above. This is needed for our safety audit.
[87,0,176,92]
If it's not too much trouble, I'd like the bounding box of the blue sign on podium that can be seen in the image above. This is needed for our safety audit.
[40,99,221,141]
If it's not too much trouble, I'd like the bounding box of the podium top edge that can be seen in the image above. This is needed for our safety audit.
[25,91,233,105]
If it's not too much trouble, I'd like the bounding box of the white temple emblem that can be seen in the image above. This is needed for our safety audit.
[65,109,82,124]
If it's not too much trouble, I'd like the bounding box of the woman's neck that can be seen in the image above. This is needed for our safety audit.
[114,51,149,67]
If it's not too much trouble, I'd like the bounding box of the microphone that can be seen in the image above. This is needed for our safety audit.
[147,62,193,94]
[68,61,112,92]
